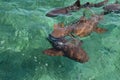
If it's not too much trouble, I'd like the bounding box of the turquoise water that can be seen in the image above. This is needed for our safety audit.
[0,0,120,80]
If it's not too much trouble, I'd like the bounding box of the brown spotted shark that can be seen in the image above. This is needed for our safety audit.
[46,0,108,17]
[50,14,107,38]
[43,36,89,63]
[46,0,80,17]
[103,0,120,14]
[82,0,108,8]
[43,13,107,63]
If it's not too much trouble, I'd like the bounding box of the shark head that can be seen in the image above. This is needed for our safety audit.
[51,23,67,38]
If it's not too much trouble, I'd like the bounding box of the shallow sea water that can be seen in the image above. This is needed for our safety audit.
[0,0,120,80]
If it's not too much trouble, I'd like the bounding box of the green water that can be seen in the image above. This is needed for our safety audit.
[0,0,120,80]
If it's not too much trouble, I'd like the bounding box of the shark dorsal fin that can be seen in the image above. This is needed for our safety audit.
[73,0,81,7]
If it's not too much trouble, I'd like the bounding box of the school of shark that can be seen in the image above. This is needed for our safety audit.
[43,0,120,63]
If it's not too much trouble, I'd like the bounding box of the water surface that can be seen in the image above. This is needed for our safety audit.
[0,0,120,80]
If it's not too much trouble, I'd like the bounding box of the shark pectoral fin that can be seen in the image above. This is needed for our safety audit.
[43,48,64,56]
[94,27,107,33]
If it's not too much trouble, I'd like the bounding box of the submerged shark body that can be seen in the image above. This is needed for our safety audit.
[69,14,107,37]
[81,0,108,8]
[50,14,106,38]
[44,34,89,63]
[103,4,120,14]
[46,0,108,17]
[43,14,107,63]
[103,0,120,14]
[46,0,80,17]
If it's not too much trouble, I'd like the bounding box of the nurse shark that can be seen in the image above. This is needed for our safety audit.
[102,0,120,14]
[43,13,107,63]
[43,35,89,63]
[50,14,107,38]
[46,0,108,17]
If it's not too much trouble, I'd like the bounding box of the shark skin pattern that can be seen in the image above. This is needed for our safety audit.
[50,14,107,38]
[103,0,120,14]
[46,0,108,17]
[70,14,107,37]
[43,0,109,63]
[46,0,80,17]
[43,36,89,63]
[81,0,108,8]
[43,13,107,63]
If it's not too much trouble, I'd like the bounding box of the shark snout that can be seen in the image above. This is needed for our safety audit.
[46,12,57,17]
